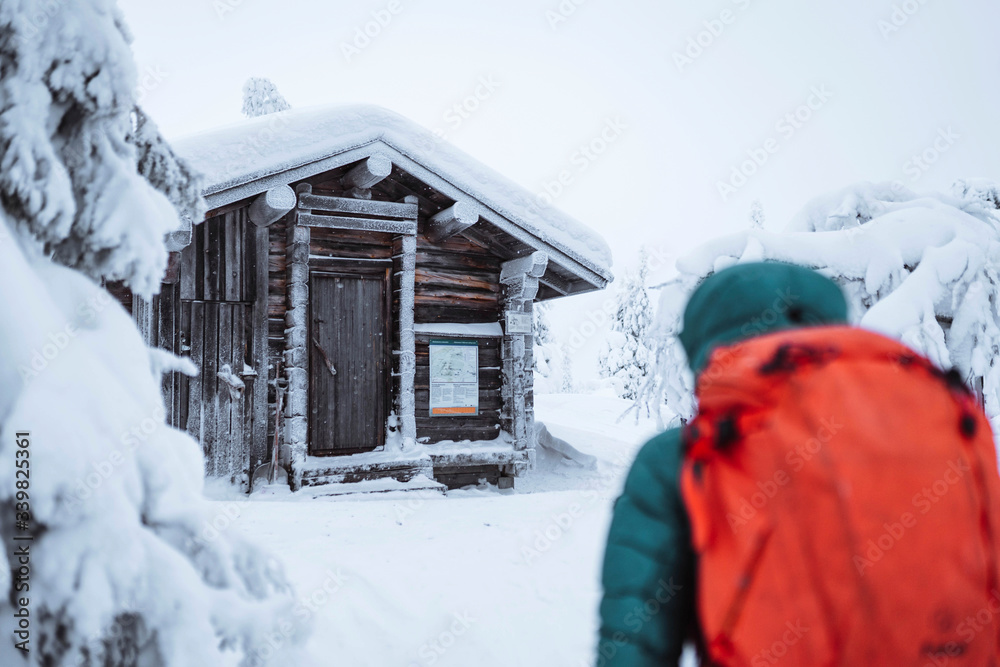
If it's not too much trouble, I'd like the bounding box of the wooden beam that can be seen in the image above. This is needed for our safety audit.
[249,185,296,227]
[298,213,416,236]
[538,270,572,296]
[501,251,549,283]
[427,202,479,243]
[298,193,417,220]
[341,155,392,190]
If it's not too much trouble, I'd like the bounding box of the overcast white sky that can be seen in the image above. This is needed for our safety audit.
[119,0,1000,380]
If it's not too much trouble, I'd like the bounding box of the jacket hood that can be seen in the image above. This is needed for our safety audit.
[679,262,849,374]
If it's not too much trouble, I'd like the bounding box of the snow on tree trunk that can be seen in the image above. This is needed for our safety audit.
[648,181,1000,438]
[0,3,303,664]
[241,77,291,119]
[598,247,654,401]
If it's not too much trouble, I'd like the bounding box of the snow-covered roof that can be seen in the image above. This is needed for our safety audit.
[173,105,613,283]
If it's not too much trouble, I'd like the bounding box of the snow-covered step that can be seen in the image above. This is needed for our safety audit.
[304,474,445,498]
[299,451,433,487]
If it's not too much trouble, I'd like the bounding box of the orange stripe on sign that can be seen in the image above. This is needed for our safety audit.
[432,407,477,415]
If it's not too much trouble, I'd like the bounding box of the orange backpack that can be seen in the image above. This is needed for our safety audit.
[680,325,1000,666]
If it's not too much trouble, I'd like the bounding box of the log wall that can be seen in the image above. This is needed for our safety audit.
[396,231,504,444]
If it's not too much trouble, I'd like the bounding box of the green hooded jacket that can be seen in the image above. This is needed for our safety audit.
[596,262,848,666]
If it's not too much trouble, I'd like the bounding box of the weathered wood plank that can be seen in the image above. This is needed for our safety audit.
[231,305,246,480]
[414,269,499,293]
[224,212,239,301]
[310,239,394,261]
[406,304,500,325]
[203,302,220,475]
[204,217,221,301]
[299,213,416,236]
[309,226,394,245]
[186,301,205,446]
[218,304,234,478]
[298,193,417,220]
[180,237,196,300]
[179,240,199,300]
[413,255,499,276]
[251,224,270,472]
[178,300,191,435]
[158,284,176,426]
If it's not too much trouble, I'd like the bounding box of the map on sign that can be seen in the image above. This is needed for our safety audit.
[429,339,479,416]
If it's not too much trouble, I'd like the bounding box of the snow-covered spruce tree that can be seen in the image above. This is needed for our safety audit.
[599,247,654,400]
[533,302,563,393]
[559,343,575,394]
[241,77,291,119]
[647,181,1000,435]
[0,3,303,665]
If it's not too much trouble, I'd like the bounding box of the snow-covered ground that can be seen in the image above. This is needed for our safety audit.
[204,393,662,666]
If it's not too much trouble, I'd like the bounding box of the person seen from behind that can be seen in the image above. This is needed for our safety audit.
[597,261,1000,666]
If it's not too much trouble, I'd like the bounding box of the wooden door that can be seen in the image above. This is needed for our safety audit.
[309,272,388,455]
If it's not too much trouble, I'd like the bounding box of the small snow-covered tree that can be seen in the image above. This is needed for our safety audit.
[599,247,654,400]
[533,302,564,393]
[0,3,302,665]
[749,199,765,230]
[241,77,291,118]
[647,181,1000,435]
[559,343,575,394]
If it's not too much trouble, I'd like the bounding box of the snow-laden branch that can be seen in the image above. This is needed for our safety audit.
[650,181,1000,435]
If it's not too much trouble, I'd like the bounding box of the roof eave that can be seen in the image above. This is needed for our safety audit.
[197,139,613,288]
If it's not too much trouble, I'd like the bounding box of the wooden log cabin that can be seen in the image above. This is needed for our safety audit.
[118,105,613,493]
